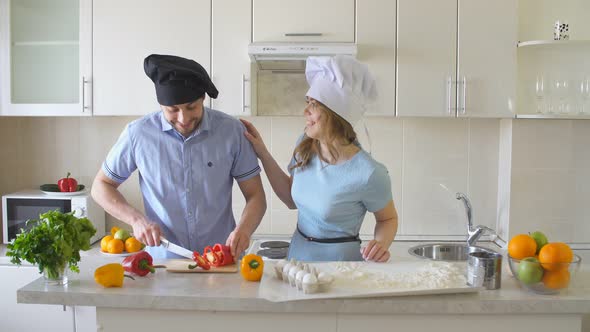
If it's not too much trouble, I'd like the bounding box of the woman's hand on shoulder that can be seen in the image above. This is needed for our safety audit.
[240,119,269,158]
[361,240,391,262]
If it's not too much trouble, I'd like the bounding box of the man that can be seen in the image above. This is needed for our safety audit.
[91,54,266,259]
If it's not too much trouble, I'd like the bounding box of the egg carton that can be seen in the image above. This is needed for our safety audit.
[272,259,334,294]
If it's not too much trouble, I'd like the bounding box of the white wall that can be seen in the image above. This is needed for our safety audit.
[507,119,590,243]
[0,115,500,242]
[1,115,588,244]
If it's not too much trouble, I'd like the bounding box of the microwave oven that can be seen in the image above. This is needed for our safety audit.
[2,189,106,244]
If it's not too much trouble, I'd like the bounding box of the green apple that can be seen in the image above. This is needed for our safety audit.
[517,257,544,284]
[530,231,548,254]
[113,229,131,242]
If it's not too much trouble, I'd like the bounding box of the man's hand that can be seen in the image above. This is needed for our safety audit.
[131,219,162,247]
[226,227,251,258]
[361,240,391,262]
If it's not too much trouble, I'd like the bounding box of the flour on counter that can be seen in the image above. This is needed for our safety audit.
[329,261,467,290]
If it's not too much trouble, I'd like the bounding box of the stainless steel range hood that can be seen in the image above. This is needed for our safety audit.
[248,43,357,71]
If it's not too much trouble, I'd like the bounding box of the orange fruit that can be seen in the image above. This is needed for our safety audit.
[125,237,143,253]
[542,269,570,289]
[508,234,537,260]
[538,242,573,271]
[100,235,114,252]
[110,226,120,236]
[107,239,124,254]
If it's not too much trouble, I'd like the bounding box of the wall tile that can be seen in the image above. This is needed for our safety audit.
[512,119,574,169]
[401,118,469,236]
[270,209,297,235]
[510,168,577,240]
[3,115,586,244]
[256,72,308,116]
[468,119,500,230]
[508,119,590,243]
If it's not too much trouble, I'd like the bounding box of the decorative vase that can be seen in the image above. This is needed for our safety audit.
[43,264,68,285]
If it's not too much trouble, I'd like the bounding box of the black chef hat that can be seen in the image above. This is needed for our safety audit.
[144,54,218,106]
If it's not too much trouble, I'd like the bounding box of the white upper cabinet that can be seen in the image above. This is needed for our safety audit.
[357,0,396,116]
[211,0,252,115]
[397,0,457,117]
[397,0,516,118]
[253,0,355,43]
[0,0,92,116]
[92,0,211,116]
[457,0,516,118]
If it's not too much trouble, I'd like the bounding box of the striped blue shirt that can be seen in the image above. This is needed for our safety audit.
[102,108,261,258]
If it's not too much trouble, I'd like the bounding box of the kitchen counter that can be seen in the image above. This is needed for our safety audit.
[11,241,590,314]
[7,241,590,331]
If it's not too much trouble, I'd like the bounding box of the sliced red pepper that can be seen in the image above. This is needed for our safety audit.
[203,246,222,267]
[188,251,210,270]
[213,243,234,265]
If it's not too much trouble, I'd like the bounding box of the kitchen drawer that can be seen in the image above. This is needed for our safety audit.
[253,0,355,42]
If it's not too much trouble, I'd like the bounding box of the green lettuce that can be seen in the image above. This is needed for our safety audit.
[7,210,97,278]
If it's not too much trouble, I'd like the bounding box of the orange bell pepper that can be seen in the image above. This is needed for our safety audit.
[240,254,264,282]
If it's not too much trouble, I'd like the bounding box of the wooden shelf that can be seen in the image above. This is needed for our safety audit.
[517,40,590,48]
[12,40,79,46]
[515,113,590,120]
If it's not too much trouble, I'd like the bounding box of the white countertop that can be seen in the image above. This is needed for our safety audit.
[7,241,590,315]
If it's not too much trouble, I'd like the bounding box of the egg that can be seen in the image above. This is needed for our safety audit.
[317,271,335,292]
[282,259,295,282]
[288,263,302,287]
[295,269,309,290]
[302,273,319,294]
[274,259,287,280]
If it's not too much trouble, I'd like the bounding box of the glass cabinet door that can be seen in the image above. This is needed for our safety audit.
[0,0,92,116]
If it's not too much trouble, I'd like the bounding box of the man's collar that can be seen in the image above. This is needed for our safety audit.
[159,107,211,135]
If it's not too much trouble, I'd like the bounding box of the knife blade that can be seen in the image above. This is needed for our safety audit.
[160,237,194,260]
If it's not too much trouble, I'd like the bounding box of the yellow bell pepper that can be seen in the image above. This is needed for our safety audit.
[94,263,134,287]
[240,254,264,282]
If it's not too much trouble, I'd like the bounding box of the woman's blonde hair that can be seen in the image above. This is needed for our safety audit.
[290,101,357,170]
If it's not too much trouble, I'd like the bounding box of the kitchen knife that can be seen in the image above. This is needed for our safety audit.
[160,237,194,260]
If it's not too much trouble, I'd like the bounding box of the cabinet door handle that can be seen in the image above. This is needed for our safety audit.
[461,76,467,115]
[284,33,323,37]
[82,76,90,112]
[242,74,250,112]
[447,76,453,115]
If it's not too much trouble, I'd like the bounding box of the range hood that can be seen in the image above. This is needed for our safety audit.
[248,43,357,72]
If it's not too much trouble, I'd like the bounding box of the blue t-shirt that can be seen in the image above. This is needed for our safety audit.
[288,143,392,261]
[102,108,261,258]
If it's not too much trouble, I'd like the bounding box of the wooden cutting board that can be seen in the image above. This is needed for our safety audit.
[165,259,238,273]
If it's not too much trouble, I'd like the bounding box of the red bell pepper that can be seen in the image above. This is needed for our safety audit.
[188,251,211,270]
[121,251,155,277]
[203,244,234,267]
[57,172,78,192]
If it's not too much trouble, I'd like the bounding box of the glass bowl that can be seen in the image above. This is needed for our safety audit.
[507,254,582,294]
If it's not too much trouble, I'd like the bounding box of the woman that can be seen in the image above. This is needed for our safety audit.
[241,55,398,262]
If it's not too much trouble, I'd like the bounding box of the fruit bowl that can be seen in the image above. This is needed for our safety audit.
[508,254,582,294]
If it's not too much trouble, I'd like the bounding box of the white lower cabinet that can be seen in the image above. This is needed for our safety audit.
[96,308,583,332]
[0,265,74,331]
[0,264,97,332]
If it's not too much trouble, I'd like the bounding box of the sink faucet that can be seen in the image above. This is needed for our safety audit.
[456,192,495,246]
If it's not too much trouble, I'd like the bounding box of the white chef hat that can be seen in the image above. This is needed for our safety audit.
[305,55,377,126]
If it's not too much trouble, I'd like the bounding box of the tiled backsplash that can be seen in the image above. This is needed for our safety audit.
[507,119,590,243]
[0,116,588,244]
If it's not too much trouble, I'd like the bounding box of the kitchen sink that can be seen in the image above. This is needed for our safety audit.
[408,243,498,261]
